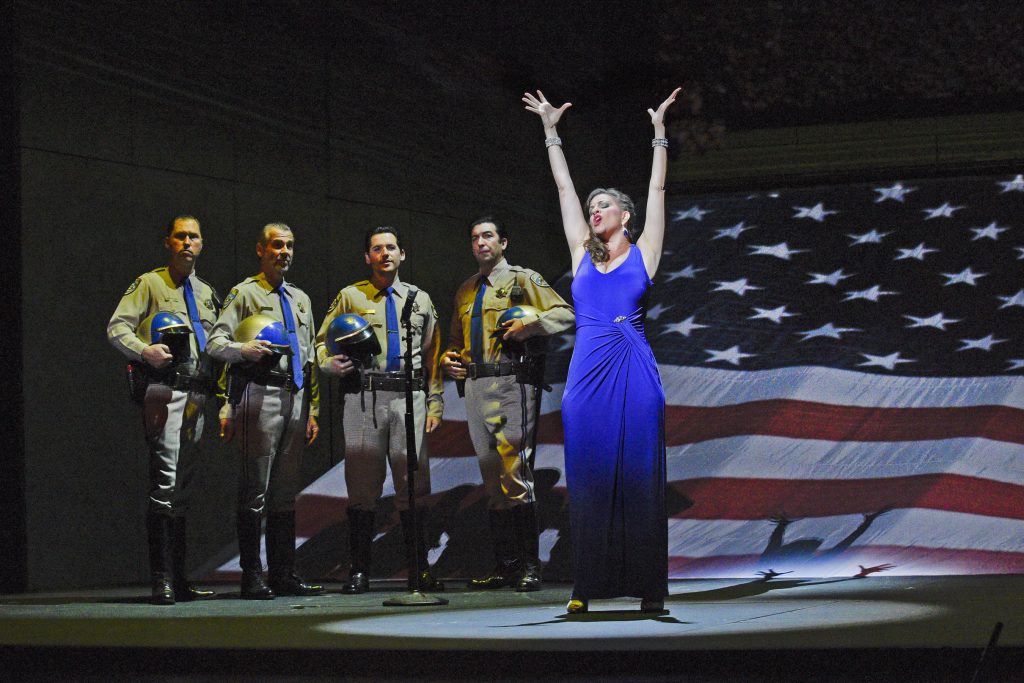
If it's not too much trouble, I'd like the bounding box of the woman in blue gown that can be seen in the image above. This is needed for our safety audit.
[523,88,680,613]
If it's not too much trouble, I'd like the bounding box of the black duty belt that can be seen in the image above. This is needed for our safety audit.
[466,361,516,379]
[363,370,424,392]
[250,372,298,392]
[150,371,207,393]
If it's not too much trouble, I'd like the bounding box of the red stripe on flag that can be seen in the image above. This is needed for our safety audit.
[665,401,1024,445]
[671,474,1024,521]
[429,402,1024,451]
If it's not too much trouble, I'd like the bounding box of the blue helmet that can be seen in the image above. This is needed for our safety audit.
[137,311,192,345]
[326,313,381,361]
[234,314,292,355]
[495,305,541,332]
[137,311,192,364]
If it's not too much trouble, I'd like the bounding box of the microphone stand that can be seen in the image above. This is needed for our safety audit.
[383,294,448,607]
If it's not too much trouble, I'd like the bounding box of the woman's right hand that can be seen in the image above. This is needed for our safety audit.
[523,90,572,129]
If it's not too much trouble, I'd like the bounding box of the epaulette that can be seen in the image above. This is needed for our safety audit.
[196,275,222,310]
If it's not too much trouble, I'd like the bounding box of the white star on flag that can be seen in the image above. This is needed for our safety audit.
[1016,247,1024,260]
[664,264,705,281]
[646,302,671,320]
[807,269,854,286]
[703,345,755,365]
[672,206,712,221]
[797,323,861,341]
[894,243,938,261]
[748,242,807,260]
[969,222,1009,241]
[941,267,987,286]
[998,174,1024,193]
[996,290,1024,309]
[922,202,964,219]
[749,306,798,324]
[1008,359,1024,371]
[844,285,898,302]
[663,315,709,337]
[904,313,960,330]
[874,182,916,203]
[858,352,915,370]
[712,278,763,296]
[848,230,891,245]
[792,203,838,222]
[713,221,756,240]
[958,334,1007,352]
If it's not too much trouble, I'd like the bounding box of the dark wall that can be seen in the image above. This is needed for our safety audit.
[14,1,629,589]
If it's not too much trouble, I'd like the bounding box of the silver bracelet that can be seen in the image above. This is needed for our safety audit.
[652,137,669,148]
[545,136,562,148]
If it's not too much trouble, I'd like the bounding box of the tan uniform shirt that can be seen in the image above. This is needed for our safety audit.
[207,272,320,418]
[107,267,219,373]
[316,277,444,419]
[447,258,574,363]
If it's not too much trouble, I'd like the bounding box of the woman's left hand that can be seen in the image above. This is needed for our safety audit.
[648,87,682,127]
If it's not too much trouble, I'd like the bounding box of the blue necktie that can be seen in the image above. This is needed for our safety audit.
[470,277,487,363]
[183,278,207,352]
[385,286,401,371]
[277,287,304,389]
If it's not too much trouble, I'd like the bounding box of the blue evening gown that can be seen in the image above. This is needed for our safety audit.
[562,246,668,600]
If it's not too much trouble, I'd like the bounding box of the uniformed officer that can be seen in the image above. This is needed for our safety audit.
[317,226,445,594]
[207,222,323,599]
[441,217,574,592]
[107,214,219,605]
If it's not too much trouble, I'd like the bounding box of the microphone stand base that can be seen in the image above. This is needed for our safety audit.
[383,590,449,607]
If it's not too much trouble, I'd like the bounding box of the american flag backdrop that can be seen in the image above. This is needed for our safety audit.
[209,173,1024,581]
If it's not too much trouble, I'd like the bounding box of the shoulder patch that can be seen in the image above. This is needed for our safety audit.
[223,288,239,308]
[530,273,550,288]
[123,277,142,297]
[431,303,439,319]
[326,292,342,315]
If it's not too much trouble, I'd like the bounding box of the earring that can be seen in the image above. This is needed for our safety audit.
[623,227,629,238]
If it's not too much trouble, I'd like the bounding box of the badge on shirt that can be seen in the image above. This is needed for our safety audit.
[495,288,508,298]
[530,273,550,288]
[297,301,306,314]
[123,278,141,297]
[203,298,215,311]
[412,301,421,313]
[223,288,239,308]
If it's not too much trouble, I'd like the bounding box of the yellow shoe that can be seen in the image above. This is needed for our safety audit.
[566,598,588,614]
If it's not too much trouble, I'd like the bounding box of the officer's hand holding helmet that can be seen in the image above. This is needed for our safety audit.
[324,313,380,376]
[234,314,291,367]
[495,305,542,356]
[137,311,193,369]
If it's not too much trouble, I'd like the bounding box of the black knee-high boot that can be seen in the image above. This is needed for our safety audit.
[513,503,543,592]
[467,508,520,589]
[171,516,216,601]
[266,510,323,596]
[341,508,375,594]
[146,512,174,605]
[237,509,274,600]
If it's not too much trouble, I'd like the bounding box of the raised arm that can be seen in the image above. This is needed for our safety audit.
[523,90,588,268]
[636,87,681,279]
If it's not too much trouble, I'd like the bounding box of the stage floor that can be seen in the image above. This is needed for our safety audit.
[1,576,1022,681]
